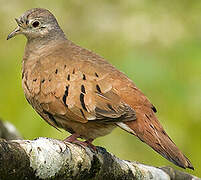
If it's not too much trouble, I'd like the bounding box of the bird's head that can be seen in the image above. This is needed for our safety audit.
[7,8,65,41]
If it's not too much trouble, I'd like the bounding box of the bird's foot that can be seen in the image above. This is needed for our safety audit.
[71,139,96,151]
[84,139,96,151]
[63,134,96,151]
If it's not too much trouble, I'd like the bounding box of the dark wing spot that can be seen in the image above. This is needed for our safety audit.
[145,114,150,120]
[55,69,58,74]
[96,84,101,93]
[151,105,157,113]
[25,20,29,25]
[67,74,70,81]
[80,93,87,111]
[83,74,86,80]
[95,72,99,77]
[63,85,69,107]
[43,110,59,127]
[80,109,86,119]
[20,18,24,24]
[72,69,75,74]
[64,65,67,69]
[49,79,51,82]
[33,78,37,82]
[156,142,162,147]
[107,103,115,112]
[81,85,86,94]
[149,124,155,129]
[162,130,167,135]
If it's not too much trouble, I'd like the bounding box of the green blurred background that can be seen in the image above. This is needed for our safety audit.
[0,0,200,177]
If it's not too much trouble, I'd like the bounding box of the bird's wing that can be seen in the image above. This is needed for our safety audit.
[32,56,136,125]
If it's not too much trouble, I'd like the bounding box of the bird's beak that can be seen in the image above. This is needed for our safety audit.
[7,18,22,40]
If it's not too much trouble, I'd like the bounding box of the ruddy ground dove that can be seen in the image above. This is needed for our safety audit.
[7,8,194,169]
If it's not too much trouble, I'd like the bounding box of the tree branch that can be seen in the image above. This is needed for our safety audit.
[0,119,22,140]
[0,120,199,180]
[0,137,199,180]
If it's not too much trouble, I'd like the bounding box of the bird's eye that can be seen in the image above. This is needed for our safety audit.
[32,20,40,28]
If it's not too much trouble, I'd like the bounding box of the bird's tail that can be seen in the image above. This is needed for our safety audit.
[117,111,194,170]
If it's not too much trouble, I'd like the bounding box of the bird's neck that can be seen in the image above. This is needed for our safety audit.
[23,33,68,62]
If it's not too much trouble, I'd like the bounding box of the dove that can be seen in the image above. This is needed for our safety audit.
[7,8,194,169]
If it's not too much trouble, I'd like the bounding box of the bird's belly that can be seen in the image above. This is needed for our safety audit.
[56,117,116,140]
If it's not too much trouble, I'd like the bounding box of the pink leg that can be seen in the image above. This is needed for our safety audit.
[64,133,80,142]
[63,134,96,151]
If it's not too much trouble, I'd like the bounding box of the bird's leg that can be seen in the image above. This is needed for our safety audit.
[63,133,80,142]
[63,133,89,147]
[63,134,96,151]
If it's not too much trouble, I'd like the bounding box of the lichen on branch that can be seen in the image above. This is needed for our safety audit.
[0,137,199,180]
